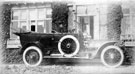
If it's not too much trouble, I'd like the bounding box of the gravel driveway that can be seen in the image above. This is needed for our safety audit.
[0,59,135,74]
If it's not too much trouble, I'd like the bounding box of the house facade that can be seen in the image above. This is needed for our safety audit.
[10,2,52,39]
[121,1,135,40]
[68,1,135,40]
[68,3,108,40]
[1,1,135,48]
[4,2,53,48]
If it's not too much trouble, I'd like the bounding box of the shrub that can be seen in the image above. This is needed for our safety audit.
[107,4,123,40]
[0,4,11,50]
[0,3,12,63]
[3,48,23,64]
[52,2,69,33]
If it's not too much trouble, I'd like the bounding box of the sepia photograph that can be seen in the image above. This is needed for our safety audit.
[0,0,135,74]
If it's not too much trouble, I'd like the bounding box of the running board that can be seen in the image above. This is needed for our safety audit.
[43,54,90,59]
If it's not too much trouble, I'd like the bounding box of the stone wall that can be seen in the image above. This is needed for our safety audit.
[68,6,74,32]
[99,4,108,40]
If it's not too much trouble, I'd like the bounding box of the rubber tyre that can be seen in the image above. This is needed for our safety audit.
[23,46,43,67]
[101,45,124,68]
[58,35,80,57]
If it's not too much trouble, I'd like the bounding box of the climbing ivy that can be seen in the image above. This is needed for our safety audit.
[107,4,123,40]
[52,2,69,33]
[2,4,11,39]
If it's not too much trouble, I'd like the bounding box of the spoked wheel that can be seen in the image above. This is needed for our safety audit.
[61,38,76,54]
[23,46,43,67]
[58,35,80,57]
[101,45,124,68]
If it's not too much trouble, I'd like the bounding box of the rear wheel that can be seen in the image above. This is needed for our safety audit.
[58,35,80,57]
[23,46,43,67]
[101,45,124,68]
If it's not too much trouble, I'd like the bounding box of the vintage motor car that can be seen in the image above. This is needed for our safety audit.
[14,31,124,68]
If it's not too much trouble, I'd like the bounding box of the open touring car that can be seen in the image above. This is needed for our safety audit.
[14,31,124,68]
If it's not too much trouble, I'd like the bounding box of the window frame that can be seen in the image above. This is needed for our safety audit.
[10,6,52,39]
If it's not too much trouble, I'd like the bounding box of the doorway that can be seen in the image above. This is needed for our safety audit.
[79,16,94,39]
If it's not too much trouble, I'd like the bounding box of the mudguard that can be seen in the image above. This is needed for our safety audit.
[20,41,44,54]
[85,40,118,59]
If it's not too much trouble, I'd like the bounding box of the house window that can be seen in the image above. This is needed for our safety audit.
[79,16,94,39]
[38,8,45,19]
[132,15,135,32]
[20,21,27,31]
[11,10,20,39]
[29,9,37,20]
[10,21,18,38]
[46,8,52,18]
[10,6,52,39]
[122,8,130,14]
[20,10,27,20]
[121,8,130,35]
[12,10,19,20]
[77,5,87,14]
[30,20,36,32]
[46,20,52,33]
[37,20,45,33]
[31,25,35,31]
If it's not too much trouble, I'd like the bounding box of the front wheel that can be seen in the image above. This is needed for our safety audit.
[101,45,124,68]
[23,46,43,67]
